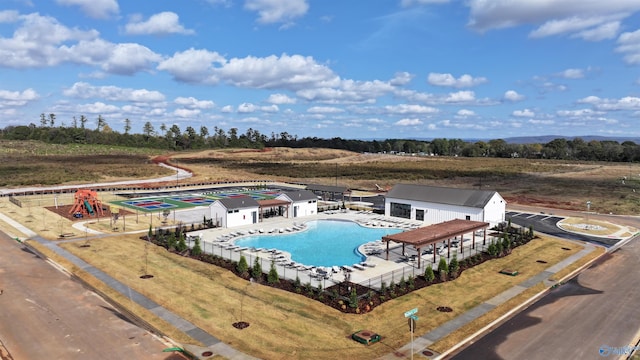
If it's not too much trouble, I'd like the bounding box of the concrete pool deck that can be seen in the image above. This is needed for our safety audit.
[188,210,498,290]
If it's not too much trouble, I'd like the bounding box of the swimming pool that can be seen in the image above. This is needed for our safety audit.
[234,220,402,267]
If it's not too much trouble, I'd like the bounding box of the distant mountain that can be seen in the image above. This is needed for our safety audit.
[501,135,640,144]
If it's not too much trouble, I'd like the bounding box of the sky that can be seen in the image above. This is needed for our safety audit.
[1,0,640,140]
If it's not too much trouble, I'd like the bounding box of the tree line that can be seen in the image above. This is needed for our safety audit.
[1,113,639,162]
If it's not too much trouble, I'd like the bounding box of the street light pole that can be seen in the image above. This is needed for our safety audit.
[586,201,591,228]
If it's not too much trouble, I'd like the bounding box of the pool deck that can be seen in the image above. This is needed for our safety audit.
[189,210,497,289]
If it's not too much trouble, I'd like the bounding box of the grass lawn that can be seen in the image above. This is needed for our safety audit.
[46,234,586,360]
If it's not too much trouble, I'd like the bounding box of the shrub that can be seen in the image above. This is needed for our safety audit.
[252,258,263,280]
[191,238,202,256]
[294,275,301,288]
[349,288,358,308]
[267,261,279,284]
[449,255,459,279]
[424,266,435,282]
[176,233,187,253]
[237,255,248,276]
[438,257,448,281]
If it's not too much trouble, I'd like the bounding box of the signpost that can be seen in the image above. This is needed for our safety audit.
[404,308,418,360]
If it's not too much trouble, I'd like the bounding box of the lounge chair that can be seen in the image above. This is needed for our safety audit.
[353,263,366,271]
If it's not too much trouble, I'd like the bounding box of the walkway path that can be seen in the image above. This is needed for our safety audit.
[380,241,600,360]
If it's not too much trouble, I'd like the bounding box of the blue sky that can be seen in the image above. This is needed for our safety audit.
[1,0,640,140]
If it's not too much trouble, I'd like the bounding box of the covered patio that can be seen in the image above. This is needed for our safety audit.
[257,199,291,220]
[382,219,490,269]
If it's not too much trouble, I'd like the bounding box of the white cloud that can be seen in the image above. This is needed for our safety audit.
[0,13,161,75]
[238,103,256,113]
[221,105,234,113]
[218,54,339,90]
[558,68,585,79]
[616,29,640,64]
[64,82,165,102]
[244,0,309,25]
[390,72,414,86]
[445,90,476,103]
[75,101,120,114]
[456,109,475,117]
[512,108,535,117]
[395,118,423,126]
[427,73,487,88]
[267,93,296,104]
[401,0,450,6]
[584,96,640,110]
[467,0,640,36]
[173,108,201,118]
[157,48,225,83]
[557,108,602,117]
[529,15,623,40]
[0,88,39,106]
[307,106,344,113]
[528,119,554,125]
[125,12,195,35]
[504,90,525,101]
[174,96,214,109]
[384,104,438,114]
[56,0,119,19]
[0,10,20,23]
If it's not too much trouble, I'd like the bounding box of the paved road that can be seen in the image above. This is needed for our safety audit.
[449,234,640,360]
[505,211,620,246]
[0,231,183,360]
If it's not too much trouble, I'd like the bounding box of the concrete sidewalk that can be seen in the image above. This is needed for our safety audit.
[380,242,599,360]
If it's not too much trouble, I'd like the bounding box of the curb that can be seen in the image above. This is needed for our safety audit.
[434,242,606,360]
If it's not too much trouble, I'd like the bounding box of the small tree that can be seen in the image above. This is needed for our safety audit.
[147,224,153,240]
[176,232,187,253]
[502,233,511,254]
[167,232,177,250]
[424,266,435,283]
[191,237,202,256]
[237,255,249,276]
[438,257,449,281]
[449,255,459,279]
[487,241,497,257]
[496,239,504,256]
[252,258,263,281]
[349,287,358,308]
[267,261,279,284]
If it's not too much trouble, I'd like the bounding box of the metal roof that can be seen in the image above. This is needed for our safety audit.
[281,190,317,202]
[215,196,260,209]
[386,184,500,208]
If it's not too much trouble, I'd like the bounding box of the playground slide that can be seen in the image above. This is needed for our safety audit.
[84,200,95,216]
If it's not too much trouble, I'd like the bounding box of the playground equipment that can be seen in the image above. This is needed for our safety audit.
[69,189,104,218]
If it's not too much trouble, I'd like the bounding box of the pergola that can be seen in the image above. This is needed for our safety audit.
[381,219,490,269]
[257,199,291,220]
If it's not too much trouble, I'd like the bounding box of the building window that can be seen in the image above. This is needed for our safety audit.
[465,215,471,220]
[416,209,424,221]
[390,202,411,219]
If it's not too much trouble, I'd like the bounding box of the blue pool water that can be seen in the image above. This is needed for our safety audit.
[235,220,402,267]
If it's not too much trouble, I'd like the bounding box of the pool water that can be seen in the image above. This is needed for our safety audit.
[235,220,402,267]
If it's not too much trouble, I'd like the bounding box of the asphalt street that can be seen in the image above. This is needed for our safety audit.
[450,235,640,360]
[506,211,620,246]
[0,231,183,360]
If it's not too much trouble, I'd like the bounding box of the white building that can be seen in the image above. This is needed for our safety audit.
[209,196,260,228]
[276,190,318,218]
[384,184,506,226]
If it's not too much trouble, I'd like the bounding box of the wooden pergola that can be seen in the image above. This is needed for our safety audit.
[257,199,291,221]
[381,219,490,269]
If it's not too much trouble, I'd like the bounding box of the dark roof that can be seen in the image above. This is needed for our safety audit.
[258,199,290,207]
[282,190,317,202]
[304,184,349,193]
[382,219,489,248]
[386,184,501,208]
[215,196,259,209]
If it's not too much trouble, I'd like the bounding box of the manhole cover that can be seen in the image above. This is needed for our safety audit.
[201,351,213,356]
[422,350,434,356]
